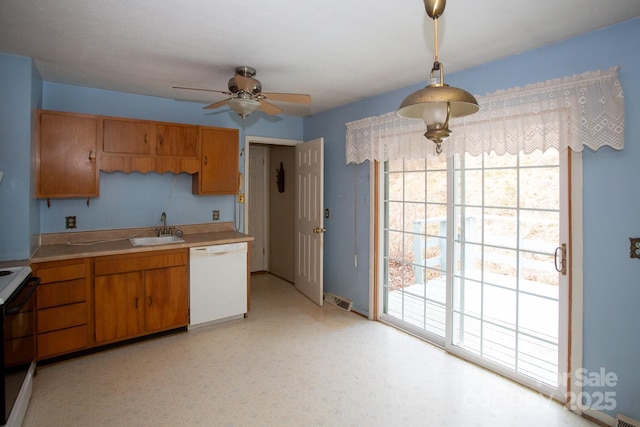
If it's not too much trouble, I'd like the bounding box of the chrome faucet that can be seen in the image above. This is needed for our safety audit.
[158,212,173,236]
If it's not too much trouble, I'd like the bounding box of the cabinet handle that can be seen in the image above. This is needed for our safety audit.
[204,155,208,165]
[148,296,153,306]
[135,297,138,308]
[88,151,96,161]
[158,135,163,145]
[144,133,148,144]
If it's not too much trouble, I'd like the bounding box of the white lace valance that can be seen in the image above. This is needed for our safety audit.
[345,66,625,164]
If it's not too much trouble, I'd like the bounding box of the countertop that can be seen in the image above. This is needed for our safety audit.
[30,222,253,263]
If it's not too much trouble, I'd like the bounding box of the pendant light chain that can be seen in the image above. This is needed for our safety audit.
[354,162,358,268]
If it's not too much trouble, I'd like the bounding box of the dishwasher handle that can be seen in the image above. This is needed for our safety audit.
[190,243,247,257]
[192,249,243,257]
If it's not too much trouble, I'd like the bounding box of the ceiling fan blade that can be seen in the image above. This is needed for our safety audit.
[204,98,232,110]
[258,99,283,115]
[173,86,231,95]
[261,92,311,104]
[234,75,259,92]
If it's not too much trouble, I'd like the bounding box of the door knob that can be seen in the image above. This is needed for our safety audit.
[313,227,327,234]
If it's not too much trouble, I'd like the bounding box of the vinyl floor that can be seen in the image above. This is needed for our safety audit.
[23,273,596,426]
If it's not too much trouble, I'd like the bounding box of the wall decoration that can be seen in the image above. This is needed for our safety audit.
[276,162,285,193]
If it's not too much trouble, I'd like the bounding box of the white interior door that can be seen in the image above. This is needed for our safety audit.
[294,138,324,306]
[249,146,268,272]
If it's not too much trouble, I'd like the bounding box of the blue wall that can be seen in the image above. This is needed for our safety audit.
[0,53,41,260]
[305,18,640,420]
[39,82,304,233]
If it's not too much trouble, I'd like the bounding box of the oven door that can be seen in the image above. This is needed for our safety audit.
[2,275,38,424]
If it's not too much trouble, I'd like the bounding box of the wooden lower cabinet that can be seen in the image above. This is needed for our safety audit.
[33,258,91,360]
[95,271,145,342]
[93,249,188,345]
[145,266,188,332]
[34,249,188,360]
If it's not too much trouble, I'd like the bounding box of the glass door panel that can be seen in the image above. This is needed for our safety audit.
[450,149,565,392]
[382,156,448,342]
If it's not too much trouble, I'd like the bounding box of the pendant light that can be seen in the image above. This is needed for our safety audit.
[398,0,479,153]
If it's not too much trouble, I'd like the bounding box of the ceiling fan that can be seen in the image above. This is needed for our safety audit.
[173,66,311,118]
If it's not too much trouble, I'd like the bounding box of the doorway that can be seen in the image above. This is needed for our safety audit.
[245,137,300,283]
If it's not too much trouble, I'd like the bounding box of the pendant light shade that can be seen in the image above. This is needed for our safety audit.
[398,81,479,120]
[398,0,479,153]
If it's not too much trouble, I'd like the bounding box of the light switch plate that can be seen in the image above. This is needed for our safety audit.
[629,237,640,259]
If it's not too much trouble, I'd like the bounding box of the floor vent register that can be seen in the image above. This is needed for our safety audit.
[324,292,353,312]
[618,414,640,427]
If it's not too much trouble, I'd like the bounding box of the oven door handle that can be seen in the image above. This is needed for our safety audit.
[6,276,39,315]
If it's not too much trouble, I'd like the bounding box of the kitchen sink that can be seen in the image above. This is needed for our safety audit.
[129,236,185,247]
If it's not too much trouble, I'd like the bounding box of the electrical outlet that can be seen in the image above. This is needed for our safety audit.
[65,216,77,229]
[212,210,220,221]
[238,193,245,204]
[630,237,640,259]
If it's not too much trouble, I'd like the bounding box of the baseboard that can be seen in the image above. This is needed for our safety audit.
[582,408,616,426]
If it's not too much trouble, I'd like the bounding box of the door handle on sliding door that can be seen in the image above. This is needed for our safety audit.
[554,243,567,275]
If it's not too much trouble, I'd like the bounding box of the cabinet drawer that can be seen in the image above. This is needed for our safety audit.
[37,302,87,333]
[94,249,187,276]
[37,325,88,359]
[37,279,87,308]
[35,262,86,283]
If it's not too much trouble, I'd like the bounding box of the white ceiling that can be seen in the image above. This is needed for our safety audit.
[1,0,639,116]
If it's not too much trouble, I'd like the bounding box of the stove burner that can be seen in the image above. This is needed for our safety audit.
[0,271,12,277]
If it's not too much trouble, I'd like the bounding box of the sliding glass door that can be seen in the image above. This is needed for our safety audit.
[380,148,568,395]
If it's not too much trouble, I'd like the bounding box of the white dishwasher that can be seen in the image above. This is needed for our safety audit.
[189,242,248,328]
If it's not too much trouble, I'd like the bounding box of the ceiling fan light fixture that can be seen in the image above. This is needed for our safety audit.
[228,98,260,118]
[398,0,479,153]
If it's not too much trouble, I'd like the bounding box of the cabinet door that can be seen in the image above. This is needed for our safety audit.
[37,111,99,198]
[193,127,239,195]
[95,271,145,343]
[144,266,188,332]
[156,124,198,157]
[103,118,152,154]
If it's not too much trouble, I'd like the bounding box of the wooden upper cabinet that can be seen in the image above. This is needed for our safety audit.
[36,110,99,199]
[192,127,239,195]
[37,110,237,189]
[102,118,152,155]
[156,124,198,157]
[99,117,199,174]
